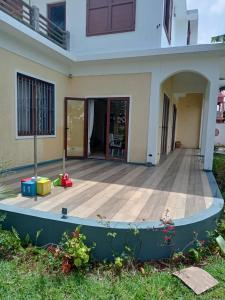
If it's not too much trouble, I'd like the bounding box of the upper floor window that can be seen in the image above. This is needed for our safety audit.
[86,0,136,36]
[17,73,55,136]
[47,2,66,30]
[164,0,173,44]
[187,20,191,45]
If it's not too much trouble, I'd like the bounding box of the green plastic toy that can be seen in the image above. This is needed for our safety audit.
[53,177,61,187]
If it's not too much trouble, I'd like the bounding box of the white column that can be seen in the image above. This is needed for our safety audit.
[147,71,161,165]
[204,80,218,170]
[200,90,209,156]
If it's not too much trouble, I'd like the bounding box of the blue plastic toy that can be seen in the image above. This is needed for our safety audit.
[21,180,36,197]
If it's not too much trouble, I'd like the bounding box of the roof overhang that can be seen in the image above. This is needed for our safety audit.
[0,9,225,74]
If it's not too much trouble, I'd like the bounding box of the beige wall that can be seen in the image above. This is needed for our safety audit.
[0,48,151,167]
[176,94,203,148]
[68,74,151,163]
[159,77,203,161]
[0,48,68,167]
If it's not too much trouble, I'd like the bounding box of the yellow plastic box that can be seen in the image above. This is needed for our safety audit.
[37,179,51,196]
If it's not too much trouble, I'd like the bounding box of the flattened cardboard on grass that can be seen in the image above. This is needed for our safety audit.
[173,267,218,295]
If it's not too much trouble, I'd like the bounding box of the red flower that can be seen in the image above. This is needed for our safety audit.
[61,259,72,274]
[72,230,80,239]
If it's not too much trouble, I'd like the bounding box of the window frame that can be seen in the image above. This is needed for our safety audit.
[86,0,136,37]
[187,20,191,45]
[15,71,56,139]
[47,1,66,31]
[163,0,173,44]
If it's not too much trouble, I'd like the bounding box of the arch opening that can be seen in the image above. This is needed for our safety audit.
[158,71,210,163]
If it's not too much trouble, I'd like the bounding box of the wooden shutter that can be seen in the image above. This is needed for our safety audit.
[86,0,136,36]
[164,0,173,44]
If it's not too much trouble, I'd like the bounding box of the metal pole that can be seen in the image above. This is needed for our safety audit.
[63,149,66,174]
[33,82,38,201]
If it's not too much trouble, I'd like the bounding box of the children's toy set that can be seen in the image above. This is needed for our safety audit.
[21,173,73,197]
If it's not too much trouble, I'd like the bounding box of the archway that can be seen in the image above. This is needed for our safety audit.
[158,71,209,162]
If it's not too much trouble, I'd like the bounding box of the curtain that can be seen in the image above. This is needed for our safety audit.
[88,100,95,155]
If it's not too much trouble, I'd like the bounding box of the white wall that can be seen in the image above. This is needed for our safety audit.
[189,19,198,45]
[215,123,225,145]
[67,0,163,57]
[172,19,188,46]
[28,0,198,55]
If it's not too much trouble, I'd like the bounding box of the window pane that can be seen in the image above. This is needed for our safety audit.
[66,100,85,157]
[48,3,66,30]
[108,100,128,159]
[17,73,55,136]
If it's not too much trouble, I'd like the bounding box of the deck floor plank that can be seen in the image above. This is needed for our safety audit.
[0,149,214,222]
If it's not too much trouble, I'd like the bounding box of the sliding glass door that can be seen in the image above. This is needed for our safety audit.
[65,98,87,158]
[65,97,129,161]
[106,98,129,161]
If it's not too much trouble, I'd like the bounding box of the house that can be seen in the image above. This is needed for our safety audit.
[0,0,225,171]
[215,90,225,146]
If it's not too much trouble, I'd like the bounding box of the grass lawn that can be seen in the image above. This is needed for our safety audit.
[213,153,225,199]
[0,254,224,300]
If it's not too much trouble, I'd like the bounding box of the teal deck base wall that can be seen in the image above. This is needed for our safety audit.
[0,196,223,261]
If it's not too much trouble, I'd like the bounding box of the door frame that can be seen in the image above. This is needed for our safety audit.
[64,97,88,159]
[105,97,130,161]
[171,104,177,151]
[65,97,130,162]
[160,93,170,156]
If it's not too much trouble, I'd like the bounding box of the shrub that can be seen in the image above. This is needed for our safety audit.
[0,215,22,256]
[62,228,91,269]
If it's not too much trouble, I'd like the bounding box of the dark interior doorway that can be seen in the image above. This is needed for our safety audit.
[65,97,129,161]
[88,99,107,159]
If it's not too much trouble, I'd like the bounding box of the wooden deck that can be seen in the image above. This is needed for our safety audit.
[0,149,213,222]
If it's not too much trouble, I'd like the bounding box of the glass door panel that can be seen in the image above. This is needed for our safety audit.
[65,99,86,158]
[108,99,129,160]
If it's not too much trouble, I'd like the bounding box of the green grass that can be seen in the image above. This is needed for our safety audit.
[213,154,225,199]
[0,255,224,300]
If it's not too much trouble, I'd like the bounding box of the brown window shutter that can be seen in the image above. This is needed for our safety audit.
[86,0,136,36]
[164,0,173,44]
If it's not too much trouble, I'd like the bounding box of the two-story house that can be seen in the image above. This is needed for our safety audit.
[0,0,225,171]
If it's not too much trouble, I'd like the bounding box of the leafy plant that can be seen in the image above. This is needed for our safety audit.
[61,227,91,270]
[0,227,22,256]
[188,248,201,263]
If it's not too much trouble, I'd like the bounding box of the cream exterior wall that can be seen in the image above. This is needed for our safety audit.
[0,48,68,167]
[0,48,151,166]
[176,94,203,148]
[159,78,203,159]
[68,73,151,164]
